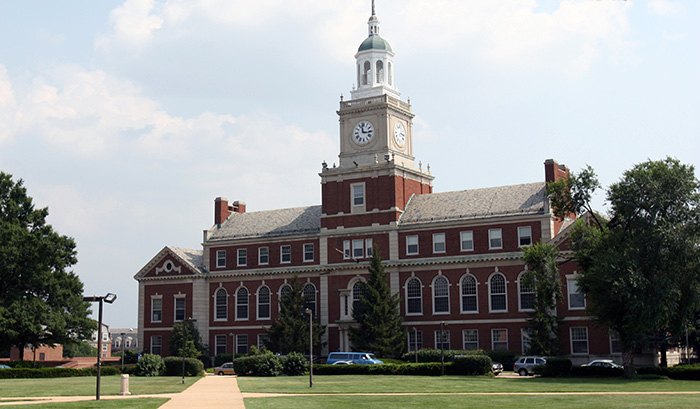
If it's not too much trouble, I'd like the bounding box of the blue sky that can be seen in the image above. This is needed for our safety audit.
[0,0,698,328]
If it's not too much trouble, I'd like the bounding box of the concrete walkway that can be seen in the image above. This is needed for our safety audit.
[0,375,246,408]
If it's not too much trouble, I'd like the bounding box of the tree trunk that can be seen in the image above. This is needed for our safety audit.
[622,351,635,378]
[18,344,25,361]
[660,345,668,367]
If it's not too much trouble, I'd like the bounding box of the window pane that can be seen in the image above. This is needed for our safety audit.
[237,288,248,319]
[489,229,502,249]
[304,244,314,261]
[460,231,473,251]
[434,277,449,313]
[281,246,291,263]
[490,274,506,311]
[518,226,532,247]
[461,276,477,312]
[259,247,269,264]
[407,236,418,255]
[406,278,422,314]
[152,298,162,322]
[258,287,270,319]
[175,298,186,321]
[353,184,364,206]
[433,233,445,253]
[215,289,227,320]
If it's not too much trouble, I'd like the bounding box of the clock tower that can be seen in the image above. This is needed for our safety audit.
[320,1,433,231]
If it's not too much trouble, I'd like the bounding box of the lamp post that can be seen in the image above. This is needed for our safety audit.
[412,327,418,364]
[306,308,313,388]
[83,293,117,401]
[120,332,125,372]
[182,317,197,384]
[440,321,445,376]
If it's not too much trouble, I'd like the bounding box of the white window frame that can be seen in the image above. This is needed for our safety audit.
[610,332,622,354]
[488,273,507,312]
[405,277,423,315]
[303,243,314,262]
[570,327,589,354]
[303,283,317,316]
[463,329,478,350]
[521,328,532,355]
[432,275,450,314]
[352,239,364,259]
[408,330,423,352]
[567,277,586,309]
[435,329,450,350]
[406,235,419,255]
[460,274,478,313]
[151,296,162,323]
[236,287,249,321]
[433,233,446,254]
[214,288,228,321]
[150,335,162,355]
[258,247,269,265]
[280,245,291,264]
[518,271,535,312]
[257,286,271,320]
[216,250,226,268]
[365,238,373,258]
[351,182,365,212]
[460,231,474,252]
[236,334,248,354]
[174,296,186,322]
[215,334,227,355]
[491,328,508,351]
[237,248,247,267]
[518,226,532,247]
[488,229,503,250]
[343,240,351,259]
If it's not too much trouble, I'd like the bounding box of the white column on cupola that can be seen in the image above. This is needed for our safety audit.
[369,0,379,36]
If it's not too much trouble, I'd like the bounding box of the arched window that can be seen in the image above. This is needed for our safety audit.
[278,283,292,311]
[363,61,371,85]
[433,276,449,313]
[460,275,478,313]
[258,286,271,319]
[518,272,535,311]
[215,288,228,320]
[489,274,507,312]
[303,283,316,316]
[376,60,384,83]
[236,287,249,320]
[406,277,422,314]
[352,281,366,317]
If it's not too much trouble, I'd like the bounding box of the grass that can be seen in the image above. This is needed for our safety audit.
[0,398,168,409]
[0,375,199,397]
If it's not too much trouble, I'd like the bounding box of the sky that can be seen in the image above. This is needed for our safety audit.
[0,0,698,329]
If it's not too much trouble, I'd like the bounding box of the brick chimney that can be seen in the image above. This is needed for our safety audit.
[544,159,569,183]
[214,198,246,226]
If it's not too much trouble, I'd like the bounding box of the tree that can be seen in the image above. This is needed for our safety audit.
[349,246,406,358]
[522,242,562,356]
[548,158,700,377]
[63,340,98,358]
[168,321,207,358]
[265,275,325,355]
[0,172,95,360]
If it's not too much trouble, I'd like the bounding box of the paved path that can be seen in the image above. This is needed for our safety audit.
[0,375,245,408]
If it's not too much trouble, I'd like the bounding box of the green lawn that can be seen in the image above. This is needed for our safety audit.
[0,375,199,397]
[0,398,168,409]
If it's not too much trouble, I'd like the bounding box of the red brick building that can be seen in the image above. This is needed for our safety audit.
[134,5,620,365]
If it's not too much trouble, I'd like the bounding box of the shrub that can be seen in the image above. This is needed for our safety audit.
[233,354,282,376]
[214,353,234,367]
[541,357,572,377]
[638,364,700,380]
[451,355,491,375]
[400,349,483,363]
[0,367,119,379]
[282,352,307,376]
[314,363,450,376]
[6,360,44,369]
[136,354,165,376]
[163,356,204,376]
[484,350,517,371]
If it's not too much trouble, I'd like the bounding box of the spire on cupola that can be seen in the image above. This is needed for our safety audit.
[351,0,400,100]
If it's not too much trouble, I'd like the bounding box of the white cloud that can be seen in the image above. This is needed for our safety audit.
[95,0,163,51]
[648,0,683,16]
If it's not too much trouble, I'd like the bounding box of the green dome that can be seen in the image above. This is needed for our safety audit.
[358,35,392,52]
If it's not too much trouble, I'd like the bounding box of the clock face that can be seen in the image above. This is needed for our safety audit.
[353,121,374,145]
[394,122,406,147]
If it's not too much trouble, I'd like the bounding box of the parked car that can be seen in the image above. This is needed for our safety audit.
[326,352,384,365]
[491,362,503,375]
[0,364,11,369]
[214,362,235,375]
[582,359,621,369]
[513,356,547,376]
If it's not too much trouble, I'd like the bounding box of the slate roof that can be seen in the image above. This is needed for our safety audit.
[399,182,547,226]
[167,246,205,273]
[208,205,322,241]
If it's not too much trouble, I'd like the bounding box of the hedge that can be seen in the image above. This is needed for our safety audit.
[0,367,119,379]
[569,365,623,377]
[163,356,205,376]
[484,350,517,371]
[452,355,492,375]
[541,357,572,377]
[233,354,283,376]
[400,349,483,363]
[637,364,700,380]
[314,362,450,376]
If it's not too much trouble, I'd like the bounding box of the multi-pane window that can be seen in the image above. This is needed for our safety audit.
[489,274,507,311]
[215,334,227,355]
[571,327,589,354]
[216,250,226,268]
[463,329,478,350]
[174,297,186,321]
[151,298,162,322]
[237,249,247,266]
[518,226,532,247]
[215,288,228,320]
[406,278,422,314]
[521,328,532,355]
[406,235,419,255]
[365,238,373,258]
[433,276,449,313]
[236,334,248,354]
[460,231,474,251]
[435,330,450,350]
[488,229,502,249]
[257,286,271,320]
[610,332,622,354]
[460,275,478,313]
[151,335,162,355]
[236,287,249,320]
[352,183,365,207]
[352,239,364,259]
[343,240,351,259]
[281,245,291,263]
[258,247,269,265]
[303,283,316,316]
[352,281,366,316]
[280,284,292,300]
[519,273,535,311]
[492,329,508,350]
[568,279,586,309]
[303,243,314,262]
[433,233,446,253]
[408,330,423,352]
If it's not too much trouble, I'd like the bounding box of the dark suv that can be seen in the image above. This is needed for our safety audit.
[513,356,547,376]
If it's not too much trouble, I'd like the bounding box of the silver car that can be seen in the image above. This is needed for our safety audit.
[513,356,547,376]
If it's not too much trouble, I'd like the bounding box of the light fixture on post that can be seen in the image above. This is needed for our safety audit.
[83,292,117,401]
[305,308,313,388]
[182,317,197,385]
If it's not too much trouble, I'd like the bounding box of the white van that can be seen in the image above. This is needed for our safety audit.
[326,352,384,365]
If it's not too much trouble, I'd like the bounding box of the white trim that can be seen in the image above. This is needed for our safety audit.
[280,245,291,264]
[432,233,446,254]
[256,285,271,320]
[350,182,366,213]
[405,276,423,316]
[213,287,228,321]
[517,271,535,312]
[518,226,532,247]
[491,328,508,351]
[216,250,226,268]
[462,329,478,350]
[150,295,163,323]
[173,295,186,322]
[458,273,478,314]
[258,247,269,265]
[303,243,315,262]
[237,248,247,267]
[235,286,249,321]
[488,272,508,312]
[406,235,419,255]
[431,274,450,315]
[570,327,589,355]
[488,229,503,250]
[460,231,474,252]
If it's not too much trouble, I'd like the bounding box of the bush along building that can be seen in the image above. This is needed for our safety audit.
[134,4,624,366]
